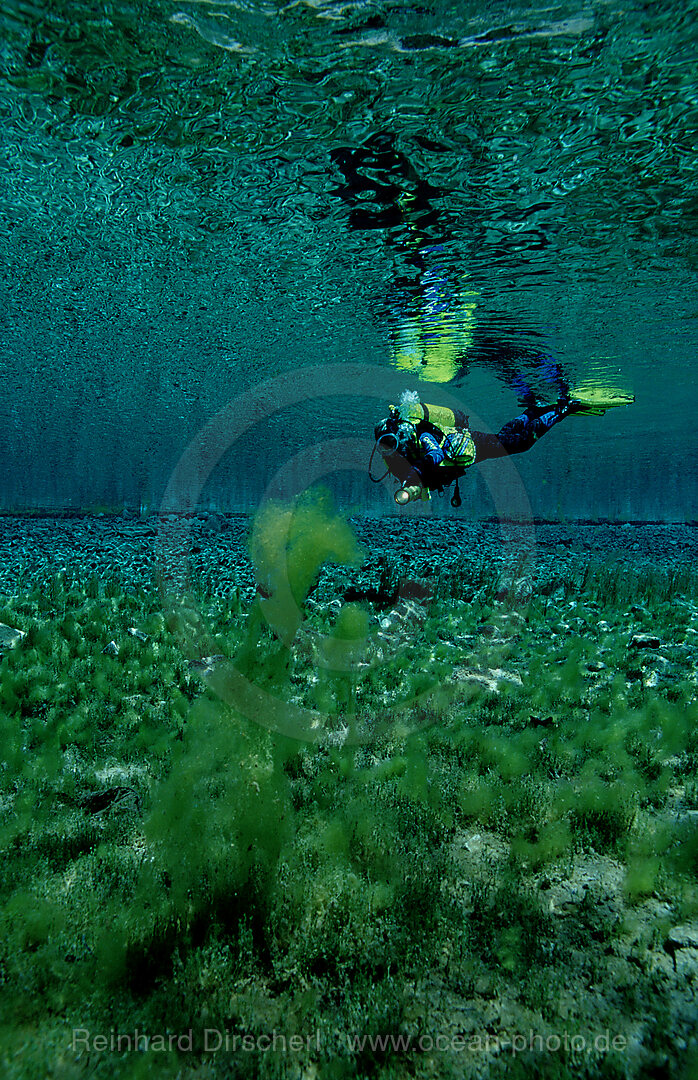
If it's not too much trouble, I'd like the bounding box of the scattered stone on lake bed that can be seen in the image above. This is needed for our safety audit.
[452,828,508,867]
[549,883,588,915]
[187,654,226,675]
[629,634,661,649]
[494,575,532,603]
[664,925,698,971]
[665,925,698,951]
[398,598,428,618]
[453,667,523,692]
[475,973,497,998]
[200,513,224,536]
[586,660,607,672]
[0,623,25,650]
[500,610,526,626]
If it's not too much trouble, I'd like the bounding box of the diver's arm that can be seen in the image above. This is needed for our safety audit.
[418,430,445,465]
[392,431,443,503]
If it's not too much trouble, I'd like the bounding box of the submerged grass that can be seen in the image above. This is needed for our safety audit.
[1,499,697,1079]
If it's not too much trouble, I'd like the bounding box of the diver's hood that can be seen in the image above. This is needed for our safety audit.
[375,417,413,454]
[374,418,395,442]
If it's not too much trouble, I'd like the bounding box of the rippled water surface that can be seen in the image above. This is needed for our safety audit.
[0,0,696,517]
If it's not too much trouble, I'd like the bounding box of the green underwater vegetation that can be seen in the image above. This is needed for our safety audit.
[0,495,697,1079]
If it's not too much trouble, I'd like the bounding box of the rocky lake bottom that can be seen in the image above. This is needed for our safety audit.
[0,511,696,1080]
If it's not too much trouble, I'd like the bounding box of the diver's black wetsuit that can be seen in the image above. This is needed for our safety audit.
[471,400,572,461]
[411,400,573,493]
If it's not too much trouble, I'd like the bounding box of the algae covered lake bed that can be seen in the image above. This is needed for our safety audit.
[0,509,697,1080]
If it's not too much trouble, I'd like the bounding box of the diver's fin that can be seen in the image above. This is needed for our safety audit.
[568,386,635,416]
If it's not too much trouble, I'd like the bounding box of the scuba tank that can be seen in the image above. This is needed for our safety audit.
[400,400,477,469]
[400,400,466,432]
[369,397,476,504]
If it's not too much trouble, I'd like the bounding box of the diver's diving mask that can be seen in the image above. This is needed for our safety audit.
[376,431,399,455]
[374,420,413,456]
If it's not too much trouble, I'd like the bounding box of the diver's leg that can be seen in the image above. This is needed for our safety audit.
[472,400,574,463]
[470,430,509,462]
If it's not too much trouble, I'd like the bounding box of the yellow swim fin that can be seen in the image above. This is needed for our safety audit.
[568,385,635,416]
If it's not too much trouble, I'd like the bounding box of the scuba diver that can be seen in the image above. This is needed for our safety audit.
[371,387,634,506]
[334,135,636,506]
